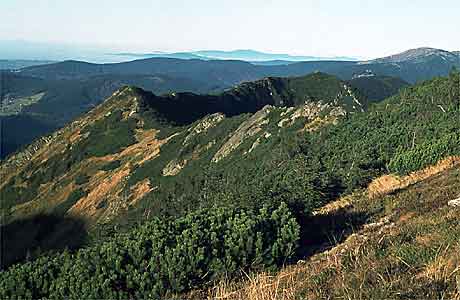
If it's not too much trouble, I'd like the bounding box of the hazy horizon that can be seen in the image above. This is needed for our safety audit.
[1,0,460,60]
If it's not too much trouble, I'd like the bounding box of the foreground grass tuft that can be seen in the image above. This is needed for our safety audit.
[196,165,460,300]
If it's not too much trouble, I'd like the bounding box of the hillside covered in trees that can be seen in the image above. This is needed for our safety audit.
[0,70,459,299]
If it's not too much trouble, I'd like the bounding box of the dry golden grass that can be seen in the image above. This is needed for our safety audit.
[205,222,396,300]
[208,270,299,300]
[128,178,155,207]
[69,166,131,219]
[421,245,460,284]
[312,194,356,216]
[193,163,460,300]
[368,156,460,199]
[3,120,179,225]
[10,182,76,219]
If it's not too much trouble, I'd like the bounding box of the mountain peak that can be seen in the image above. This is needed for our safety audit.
[365,47,458,64]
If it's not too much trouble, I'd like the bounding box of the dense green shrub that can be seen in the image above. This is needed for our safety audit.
[75,173,90,185]
[100,160,121,172]
[0,202,299,299]
[388,132,460,174]
[53,189,87,215]
[77,110,137,158]
[303,70,460,192]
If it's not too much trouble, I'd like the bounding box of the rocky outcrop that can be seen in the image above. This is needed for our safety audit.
[183,113,225,145]
[244,132,272,155]
[163,141,216,176]
[162,114,225,176]
[163,159,188,177]
[278,102,330,128]
[212,106,272,163]
[343,84,364,112]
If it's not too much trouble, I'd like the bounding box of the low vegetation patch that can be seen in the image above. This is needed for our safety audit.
[77,110,137,158]
[0,202,299,299]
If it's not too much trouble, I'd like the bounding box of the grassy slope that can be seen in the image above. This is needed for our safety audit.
[199,162,460,300]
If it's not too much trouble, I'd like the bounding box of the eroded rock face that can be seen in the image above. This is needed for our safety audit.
[244,132,272,155]
[161,114,225,177]
[343,84,365,112]
[163,159,188,177]
[212,105,272,163]
[183,113,225,145]
[278,102,330,128]
[163,141,216,176]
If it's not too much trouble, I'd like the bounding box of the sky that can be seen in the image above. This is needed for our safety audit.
[1,0,460,59]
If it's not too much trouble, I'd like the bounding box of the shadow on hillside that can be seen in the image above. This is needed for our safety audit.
[297,209,369,259]
[0,214,88,270]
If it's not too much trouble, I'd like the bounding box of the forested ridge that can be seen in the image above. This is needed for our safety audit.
[3,47,459,158]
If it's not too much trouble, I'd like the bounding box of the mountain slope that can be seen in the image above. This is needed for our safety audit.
[356,48,460,83]
[347,75,410,104]
[203,160,460,300]
[0,72,226,158]
[0,72,362,218]
[2,70,394,159]
[365,47,459,64]
[0,71,458,298]
[2,71,459,262]
[1,73,364,270]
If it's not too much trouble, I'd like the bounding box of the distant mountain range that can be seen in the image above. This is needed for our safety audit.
[0,40,118,63]
[18,47,460,84]
[0,60,57,70]
[0,40,358,63]
[1,47,458,158]
[111,49,359,63]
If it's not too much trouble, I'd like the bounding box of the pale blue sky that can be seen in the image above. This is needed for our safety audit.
[1,0,459,59]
